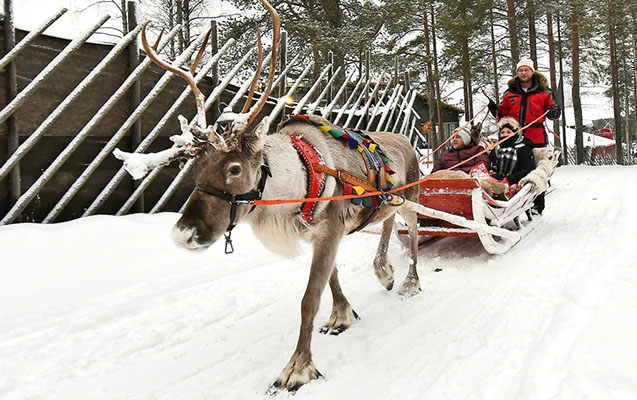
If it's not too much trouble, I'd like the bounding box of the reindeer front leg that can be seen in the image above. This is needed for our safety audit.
[271,222,345,392]
[319,266,361,335]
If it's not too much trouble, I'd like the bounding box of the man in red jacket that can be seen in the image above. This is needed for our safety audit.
[488,59,559,214]
[431,126,489,173]
[488,59,560,146]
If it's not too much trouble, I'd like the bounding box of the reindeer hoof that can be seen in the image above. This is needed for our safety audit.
[398,275,421,297]
[374,263,394,291]
[269,355,323,393]
[319,308,360,335]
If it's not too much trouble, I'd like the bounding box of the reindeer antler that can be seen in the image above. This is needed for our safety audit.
[210,0,280,149]
[115,23,231,180]
[141,21,212,131]
[246,0,281,126]
[241,22,264,114]
[115,3,281,180]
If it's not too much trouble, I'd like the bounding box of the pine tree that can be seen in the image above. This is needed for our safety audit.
[488,8,500,102]
[546,10,562,161]
[527,0,538,66]
[423,7,440,161]
[632,11,637,155]
[506,0,520,71]
[436,0,492,119]
[607,0,624,163]
[222,0,387,83]
[569,1,585,164]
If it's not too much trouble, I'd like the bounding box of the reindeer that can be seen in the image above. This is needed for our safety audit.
[115,0,421,392]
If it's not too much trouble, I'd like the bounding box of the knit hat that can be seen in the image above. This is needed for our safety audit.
[516,58,535,72]
[455,126,472,146]
[497,117,521,134]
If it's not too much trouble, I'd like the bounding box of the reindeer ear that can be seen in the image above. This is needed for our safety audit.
[242,117,268,154]
[251,117,269,151]
[254,117,269,141]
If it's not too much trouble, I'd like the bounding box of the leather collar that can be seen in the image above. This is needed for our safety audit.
[194,159,271,254]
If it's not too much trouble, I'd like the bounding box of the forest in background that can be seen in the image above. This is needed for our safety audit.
[27,0,637,164]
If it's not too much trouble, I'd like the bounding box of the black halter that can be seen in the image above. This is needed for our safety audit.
[194,161,271,254]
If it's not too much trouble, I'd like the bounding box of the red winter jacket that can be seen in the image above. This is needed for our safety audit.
[431,144,489,174]
[498,72,560,145]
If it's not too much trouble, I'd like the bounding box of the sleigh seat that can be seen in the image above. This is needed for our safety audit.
[397,147,559,254]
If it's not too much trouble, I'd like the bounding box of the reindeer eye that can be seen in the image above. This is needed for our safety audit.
[229,165,242,176]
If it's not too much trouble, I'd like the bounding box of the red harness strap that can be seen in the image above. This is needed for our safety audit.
[290,135,326,223]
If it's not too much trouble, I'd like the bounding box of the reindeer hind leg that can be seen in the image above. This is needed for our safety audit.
[397,207,421,297]
[373,214,396,291]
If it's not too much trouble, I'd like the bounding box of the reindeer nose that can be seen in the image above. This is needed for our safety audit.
[171,224,199,250]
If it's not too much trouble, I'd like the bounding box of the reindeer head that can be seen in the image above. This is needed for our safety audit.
[161,0,280,252]
[114,1,280,251]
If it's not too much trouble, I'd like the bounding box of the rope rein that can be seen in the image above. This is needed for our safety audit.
[249,110,550,207]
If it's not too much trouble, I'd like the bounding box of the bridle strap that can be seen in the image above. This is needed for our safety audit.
[194,161,271,254]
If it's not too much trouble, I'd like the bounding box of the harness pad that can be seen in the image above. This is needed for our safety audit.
[282,114,395,208]
[290,135,326,223]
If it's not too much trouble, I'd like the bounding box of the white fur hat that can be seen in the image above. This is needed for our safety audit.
[516,58,535,72]
[497,116,521,134]
[456,126,472,146]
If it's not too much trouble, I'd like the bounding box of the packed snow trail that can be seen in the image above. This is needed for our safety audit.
[1,165,636,400]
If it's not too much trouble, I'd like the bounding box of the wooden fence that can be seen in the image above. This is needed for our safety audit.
[1,1,457,224]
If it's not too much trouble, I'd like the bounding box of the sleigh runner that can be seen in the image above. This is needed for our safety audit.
[397,147,559,255]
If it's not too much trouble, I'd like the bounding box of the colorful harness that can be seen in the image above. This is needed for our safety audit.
[283,114,398,232]
[283,114,395,197]
[290,135,326,223]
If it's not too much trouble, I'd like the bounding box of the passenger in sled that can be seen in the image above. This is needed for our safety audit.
[429,116,535,200]
[480,117,535,199]
[431,125,489,175]
[488,58,561,212]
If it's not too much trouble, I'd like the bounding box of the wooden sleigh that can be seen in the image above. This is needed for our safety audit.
[397,148,560,255]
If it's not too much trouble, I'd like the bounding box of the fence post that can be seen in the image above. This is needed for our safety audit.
[321,69,356,119]
[3,0,20,213]
[394,55,399,87]
[291,63,331,114]
[364,49,370,127]
[209,20,220,122]
[327,50,333,104]
[278,30,287,98]
[0,15,110,126]
[126,0,144,213]
[365,75,394,131]
[0,7,67,71]
[404,70,411,92]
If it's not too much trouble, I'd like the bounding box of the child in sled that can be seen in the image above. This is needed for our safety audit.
[479,117,535,198]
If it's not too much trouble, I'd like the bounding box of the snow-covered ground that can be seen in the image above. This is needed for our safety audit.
[562,127,615,148]
[1,165,637,399]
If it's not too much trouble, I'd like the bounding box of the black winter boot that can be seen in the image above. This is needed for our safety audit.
[533,193,545,215]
